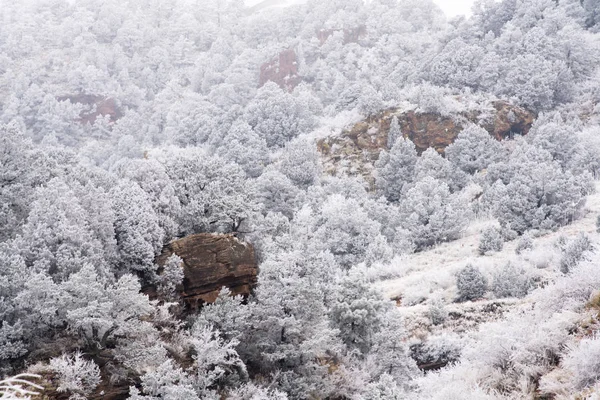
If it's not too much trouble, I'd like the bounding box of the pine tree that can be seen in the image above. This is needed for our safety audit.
[456,265,488,302]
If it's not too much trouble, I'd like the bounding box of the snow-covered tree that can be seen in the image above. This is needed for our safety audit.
[478,226,504,255]
[445,125,505,176]
[245,82,315,148]
[375,137,418,202]
[110,180,165,275]
[456,264,488,302]
[400,177,470,250]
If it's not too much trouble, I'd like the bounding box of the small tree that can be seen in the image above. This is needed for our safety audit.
[387,116,401,149]
[515,233,534,255]
[428,297,448,326]
[491,263,531,298]
[478,226,504,255]
[49,352,101,399]
[456,265,487,302]
[560,233,593,274]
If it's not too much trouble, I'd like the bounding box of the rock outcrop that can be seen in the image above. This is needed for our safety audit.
[259,48,302,91]
[57,94,123,125]
[155,233,258,307]
[317,100,535,187]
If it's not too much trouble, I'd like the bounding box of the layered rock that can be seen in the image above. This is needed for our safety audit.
[155,233,258,307]
[317,100,535,187]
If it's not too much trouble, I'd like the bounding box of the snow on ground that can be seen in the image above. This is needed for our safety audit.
[374,182,600,331]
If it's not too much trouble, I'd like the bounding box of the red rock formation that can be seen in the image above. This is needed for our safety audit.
[57,94,123,124]
[155,233,258,307]
[317,101,535,187]
[259,48,302,91]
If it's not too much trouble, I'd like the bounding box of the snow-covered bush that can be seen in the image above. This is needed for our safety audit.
[563,337,600,390]
[428,297,448,326]
[491,263,531,299]
[0,374,42,400]
[478,226,504,255]
[156,254,184,301]
[516,233,534,254]
[560,233,593,274]
[456,265,488,302]
[49,352,101,399]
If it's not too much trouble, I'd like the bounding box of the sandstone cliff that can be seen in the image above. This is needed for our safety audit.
[155,233,258,307]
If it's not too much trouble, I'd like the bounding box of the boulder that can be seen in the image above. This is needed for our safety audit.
[317,100,535,188]
[155,233,258,307]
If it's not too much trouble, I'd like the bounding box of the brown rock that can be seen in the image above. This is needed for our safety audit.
[317,101,536,188]
[155,233,258,308]
[57,94,123,125]
[259,48,302,92]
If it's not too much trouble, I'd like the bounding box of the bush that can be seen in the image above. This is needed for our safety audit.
[596,215,600,233]
[456,265,488,302]
[562,337,600,390]
[49,352,101,398]
[560,233,593,274]
[428,298,448,326]
[478,226,504,255]
[515,233,533,254]
[491,263,531,298]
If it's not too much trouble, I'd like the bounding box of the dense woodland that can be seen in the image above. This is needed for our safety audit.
[2,0,600,398]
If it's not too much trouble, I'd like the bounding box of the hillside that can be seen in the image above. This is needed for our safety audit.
[1,0,600,399]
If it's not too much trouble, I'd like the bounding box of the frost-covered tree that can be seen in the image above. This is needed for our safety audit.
[165,151,259,234]
[486,144,589,235]
[18,178,107,280]
[277,140,321,188]
[400,177,470,250]
[456,264,488,302]
[156,254,184,301]
[478,226,504,255]
[218,121,269,178]
[254,169,305,219]
[245,82,315,148]
[491,262,531,298]
[445,125,504,175]
[560,233,593,274]
[428,297,448,326]
[112,158,181,239]
[375,137,418,202]
[110,180,164,275]
[387,116,401,149]
[49,352,101,399]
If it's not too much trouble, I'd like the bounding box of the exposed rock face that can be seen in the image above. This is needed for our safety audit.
[259,48,302,91]
[317,100,535,187]
[57,94,123,124]
[155,233,258,307]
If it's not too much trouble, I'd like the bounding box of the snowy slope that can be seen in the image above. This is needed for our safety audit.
[373,182,600,333]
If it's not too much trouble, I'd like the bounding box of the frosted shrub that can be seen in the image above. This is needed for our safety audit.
[491,263,531,299]
[478,226,504,255]
[515,233,534,254]
[456,265,488,302]
[560,233,593,274]
[428,298,448,326]
[563,337,600,390]
[411,333,463,369]
[596,215,600,233]
[157,254,184,301]
[49,352,101,399]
